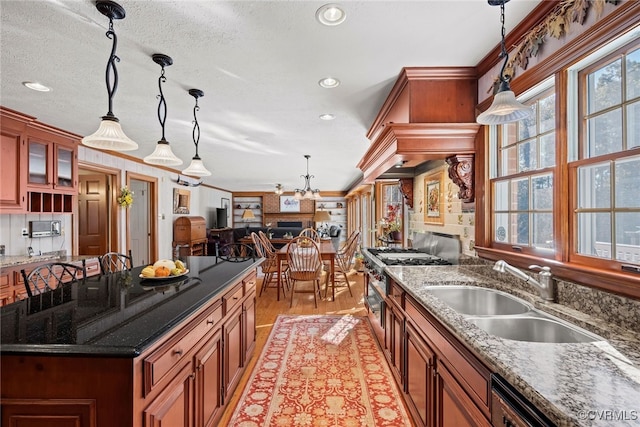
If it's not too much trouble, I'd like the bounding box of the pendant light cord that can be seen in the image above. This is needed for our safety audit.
[498,1,509,84]
[192,98,200,156]
[104,17,119,117]
[157,66,167,141]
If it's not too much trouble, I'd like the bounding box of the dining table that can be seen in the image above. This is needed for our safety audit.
[276,239,337,302]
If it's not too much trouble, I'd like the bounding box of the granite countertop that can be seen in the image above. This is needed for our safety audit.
[0,256,262,357]
[385,265,640,427]
[0,253,97,268]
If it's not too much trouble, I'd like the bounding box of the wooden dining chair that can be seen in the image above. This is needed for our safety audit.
[251,232,287,297]
[326,231,360,299]
[299,227,321,242]
[21,262,86,297]
[99,250,133,274]
[286,236,323,308]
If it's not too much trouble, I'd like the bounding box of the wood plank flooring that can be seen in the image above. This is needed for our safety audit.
[218,270,369,425]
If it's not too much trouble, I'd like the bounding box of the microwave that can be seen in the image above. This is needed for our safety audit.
[29,220,61,238]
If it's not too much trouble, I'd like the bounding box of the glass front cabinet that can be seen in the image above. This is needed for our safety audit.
[26,128,77,194]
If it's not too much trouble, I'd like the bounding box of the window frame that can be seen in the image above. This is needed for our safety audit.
[474,8,640,299]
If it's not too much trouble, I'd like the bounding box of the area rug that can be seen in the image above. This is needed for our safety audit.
[228,314,412,427]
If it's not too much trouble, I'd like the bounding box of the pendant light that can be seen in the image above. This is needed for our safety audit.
[476,0,533,125]
[82,0,138,151]
[182,89,211,177]
[274,184,284,195]
[294,155,321,200]
[144,54,183,166]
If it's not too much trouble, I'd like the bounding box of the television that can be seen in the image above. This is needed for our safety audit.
[216,208,228,229]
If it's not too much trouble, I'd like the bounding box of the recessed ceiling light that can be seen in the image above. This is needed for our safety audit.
[315,4,346,26]
[23,81,51,92]
[319,113,335,120]
[319,77,340,88]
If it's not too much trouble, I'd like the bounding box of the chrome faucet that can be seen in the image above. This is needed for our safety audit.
[493,260,555,302]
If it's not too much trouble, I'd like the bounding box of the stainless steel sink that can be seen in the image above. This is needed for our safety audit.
[465,315,604,343]
[424,286,532,315]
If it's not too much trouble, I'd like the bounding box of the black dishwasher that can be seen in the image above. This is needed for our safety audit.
[491,374,556,427]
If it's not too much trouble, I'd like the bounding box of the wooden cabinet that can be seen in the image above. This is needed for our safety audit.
[173,216,208,256]
[377,278,493,427]
[0,107,79,214]
[1,267,258,427]
[0,114,27,213]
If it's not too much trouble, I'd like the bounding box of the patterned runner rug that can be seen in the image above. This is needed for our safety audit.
[228,314,412,426]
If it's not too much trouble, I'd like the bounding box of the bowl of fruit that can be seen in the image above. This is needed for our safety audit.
[139,259,188,280]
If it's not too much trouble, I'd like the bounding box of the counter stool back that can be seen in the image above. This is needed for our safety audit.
[99,250,133,274]
[21,262,86,297]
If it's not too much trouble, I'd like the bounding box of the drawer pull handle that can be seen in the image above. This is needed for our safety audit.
[206,319,214,325]
[173,349,183,356]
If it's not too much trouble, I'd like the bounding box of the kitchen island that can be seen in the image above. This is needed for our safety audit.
[383,265,640,427]
[1,255,261,427]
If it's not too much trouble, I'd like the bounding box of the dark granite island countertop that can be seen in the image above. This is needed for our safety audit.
[384,265,640,427]
[1,256,262,357]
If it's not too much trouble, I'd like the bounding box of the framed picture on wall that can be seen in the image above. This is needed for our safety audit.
[424,171,444,225]
[280,195,300,212]
[173,188,190,214]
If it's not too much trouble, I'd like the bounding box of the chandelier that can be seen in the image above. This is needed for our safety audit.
[294,155,321,200]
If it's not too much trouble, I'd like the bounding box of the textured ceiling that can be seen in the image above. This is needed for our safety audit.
[0,0,540,192]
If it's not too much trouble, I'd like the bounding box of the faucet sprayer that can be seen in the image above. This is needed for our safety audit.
[493,260,555,302]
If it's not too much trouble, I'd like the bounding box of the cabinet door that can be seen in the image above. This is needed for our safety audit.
[405,322,435,427]
[384,299,404,384]
[436,363,491,427]
[27,138,52,189]
[144,362,193,427]
[0,124,26,213]
[194,330,223,427]
[223,306,243,399]
[54,143,77,193]
[243,292,256,363]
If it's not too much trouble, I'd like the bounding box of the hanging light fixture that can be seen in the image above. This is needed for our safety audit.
[274,184,284,195]
[82,0,138,151]
[476,0,533,125]
[144,53,183,166]
[294,155,321,200]
[182,89,211,177]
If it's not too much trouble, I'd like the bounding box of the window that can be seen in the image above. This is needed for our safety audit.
[491,84,556,254]
[572,42,640,266]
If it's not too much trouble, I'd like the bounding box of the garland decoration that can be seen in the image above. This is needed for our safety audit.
[489,0,620,94]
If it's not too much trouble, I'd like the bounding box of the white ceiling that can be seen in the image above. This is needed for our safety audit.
[0,0,540,192]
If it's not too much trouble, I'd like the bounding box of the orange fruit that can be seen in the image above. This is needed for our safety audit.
[154,266,170,277]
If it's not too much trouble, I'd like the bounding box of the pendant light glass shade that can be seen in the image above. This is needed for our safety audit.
[476,82,533,125]
[82,115,138,150]
[144,54,182,166]
[83,1,137,151]
[182,156,211,177]
[144,141,183,166]
[182,89,211,177]
[476,0,533,125]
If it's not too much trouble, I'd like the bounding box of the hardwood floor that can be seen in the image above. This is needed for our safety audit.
[218,270,368,425]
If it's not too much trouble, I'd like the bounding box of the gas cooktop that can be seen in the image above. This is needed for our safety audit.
[366,248,452,266]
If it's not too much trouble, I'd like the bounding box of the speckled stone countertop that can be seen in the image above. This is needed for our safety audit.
[0,253,96,268]
[385,265,640,427]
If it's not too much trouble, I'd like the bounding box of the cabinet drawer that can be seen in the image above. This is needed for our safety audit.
[143,302,222,395]
[406,297,490,415]
[83,259,100,277]
[224,284,244,314]
[243,271,257,294]
[388,281,403,306]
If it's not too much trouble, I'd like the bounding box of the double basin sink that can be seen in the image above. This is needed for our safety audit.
[425,286,604,344]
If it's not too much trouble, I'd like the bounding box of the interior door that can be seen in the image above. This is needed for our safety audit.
[129,179,150,266]
[78,174,108,255]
